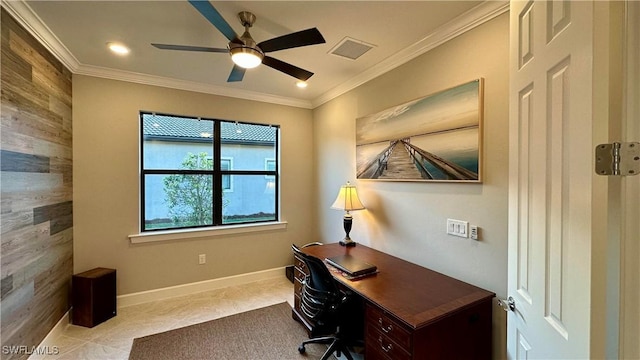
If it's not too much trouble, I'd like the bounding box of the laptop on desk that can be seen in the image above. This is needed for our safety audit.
[325,254,377,277]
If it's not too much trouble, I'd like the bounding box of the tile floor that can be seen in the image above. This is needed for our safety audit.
[41,277,294,360]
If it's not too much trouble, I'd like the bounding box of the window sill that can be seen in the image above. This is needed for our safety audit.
[128,221,288,244]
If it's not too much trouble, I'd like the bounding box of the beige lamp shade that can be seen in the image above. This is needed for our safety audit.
[331,182,365,212]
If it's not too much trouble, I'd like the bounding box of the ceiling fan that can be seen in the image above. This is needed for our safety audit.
[152,0,326,83]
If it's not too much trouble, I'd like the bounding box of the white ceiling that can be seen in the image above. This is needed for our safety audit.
[7,1,508,108]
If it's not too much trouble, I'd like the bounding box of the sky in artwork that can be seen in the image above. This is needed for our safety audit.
[356,80,480,145]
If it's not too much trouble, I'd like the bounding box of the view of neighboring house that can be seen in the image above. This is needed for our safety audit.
[141,114,278,230]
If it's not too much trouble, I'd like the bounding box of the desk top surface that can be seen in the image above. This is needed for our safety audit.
[302,243,495,330]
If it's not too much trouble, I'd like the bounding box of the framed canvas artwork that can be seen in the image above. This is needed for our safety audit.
[356,79,483,182]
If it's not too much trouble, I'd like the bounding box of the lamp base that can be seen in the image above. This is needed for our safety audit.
[339,238,356,247]
[340,213,356,247]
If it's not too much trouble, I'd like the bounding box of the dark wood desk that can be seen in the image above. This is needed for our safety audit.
[292,243,495,360]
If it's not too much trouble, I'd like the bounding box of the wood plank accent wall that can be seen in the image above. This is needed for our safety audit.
[1,8,73,359]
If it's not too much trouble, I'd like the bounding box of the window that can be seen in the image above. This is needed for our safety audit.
[140,113,279,232]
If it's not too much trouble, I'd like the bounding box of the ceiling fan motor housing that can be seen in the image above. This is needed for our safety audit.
[238,11,256,28]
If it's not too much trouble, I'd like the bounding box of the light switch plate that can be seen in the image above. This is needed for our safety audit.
[447,219,469,238]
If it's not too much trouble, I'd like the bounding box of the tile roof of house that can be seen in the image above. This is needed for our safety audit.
[142,114,276,143]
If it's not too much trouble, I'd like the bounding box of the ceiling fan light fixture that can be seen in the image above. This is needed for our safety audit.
[230,46,263,69]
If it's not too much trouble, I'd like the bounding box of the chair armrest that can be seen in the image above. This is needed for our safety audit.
[301,242,323,248]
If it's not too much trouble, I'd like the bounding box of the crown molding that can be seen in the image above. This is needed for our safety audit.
[75,64,314,109]
[310,1,510,108]
[0,0,80,72]
[2,0,508,110]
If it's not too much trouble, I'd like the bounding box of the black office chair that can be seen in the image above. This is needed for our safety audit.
[291,244,355,360]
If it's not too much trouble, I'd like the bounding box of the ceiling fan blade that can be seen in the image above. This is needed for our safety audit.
[262,56,314,81]
[188,0,239,42]
[151,43,228,53]
[258,28,326,53]
[227,65,246,82]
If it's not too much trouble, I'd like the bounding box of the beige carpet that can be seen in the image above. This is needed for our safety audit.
[128,302,326,360]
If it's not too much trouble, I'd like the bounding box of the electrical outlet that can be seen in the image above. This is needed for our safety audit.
[446,219,469,238]
[198,254,206,265]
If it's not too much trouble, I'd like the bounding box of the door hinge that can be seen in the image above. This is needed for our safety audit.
[595,142,640,176]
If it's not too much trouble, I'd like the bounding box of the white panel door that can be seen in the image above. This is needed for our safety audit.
[507,1,594,358]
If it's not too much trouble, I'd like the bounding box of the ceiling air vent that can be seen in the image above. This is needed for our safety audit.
[329,37,375,60]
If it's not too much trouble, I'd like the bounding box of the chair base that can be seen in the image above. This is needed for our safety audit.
[298,336,354,360]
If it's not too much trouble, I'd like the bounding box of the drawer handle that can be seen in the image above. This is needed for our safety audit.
[378,317,393,333]
[378,336,393,353]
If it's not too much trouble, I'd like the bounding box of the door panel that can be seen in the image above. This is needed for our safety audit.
[545,57,570,341]
[508,1,594,358]
[516,84,533,306]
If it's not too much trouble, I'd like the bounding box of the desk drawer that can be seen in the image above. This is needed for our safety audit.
[294,255,308,284]
[294,268,306,283]
[366,328,412,360]
[293,255,307,299]
[366,303,412,351]
[294,256,307,273]
[294,277,303,296]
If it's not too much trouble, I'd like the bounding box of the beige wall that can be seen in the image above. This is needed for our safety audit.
[313,13,509,359]
[73,76,313,295]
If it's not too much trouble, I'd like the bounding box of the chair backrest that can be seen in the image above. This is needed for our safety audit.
[292,244,338,293]
[292,244,344,324]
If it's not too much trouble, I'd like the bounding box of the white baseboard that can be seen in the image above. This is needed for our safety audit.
[28,311,69,360]
[117,266,287,308]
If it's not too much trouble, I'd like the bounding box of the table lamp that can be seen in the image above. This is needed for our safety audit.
[331,181,365,247]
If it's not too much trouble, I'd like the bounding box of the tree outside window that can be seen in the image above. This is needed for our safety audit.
[163,152,214,227]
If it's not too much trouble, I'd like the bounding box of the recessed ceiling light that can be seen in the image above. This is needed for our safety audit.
[296,81,308,88]
[107,42,130,55]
